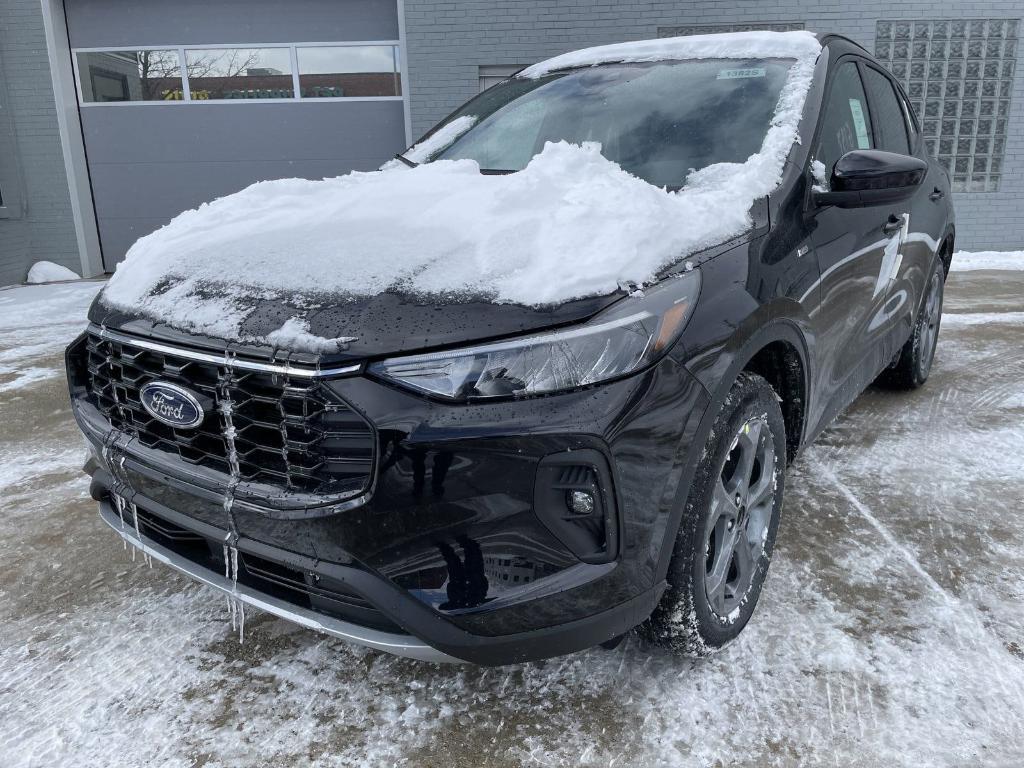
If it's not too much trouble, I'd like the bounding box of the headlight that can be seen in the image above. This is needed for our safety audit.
[369,270,700,401]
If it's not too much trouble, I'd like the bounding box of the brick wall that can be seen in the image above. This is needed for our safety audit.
[0,0,80,286]
[403,0,1024,250]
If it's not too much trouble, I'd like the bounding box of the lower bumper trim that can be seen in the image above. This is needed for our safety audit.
[98,500,462,664]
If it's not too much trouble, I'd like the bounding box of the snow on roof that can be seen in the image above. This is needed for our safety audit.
[518,30,822,79]
[100,32,821,353]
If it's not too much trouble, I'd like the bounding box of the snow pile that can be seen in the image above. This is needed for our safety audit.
[951,250,1024,271]
[941,310,1024,326]
[809,159,828,192]
[263,317,357,354]
[26,261,80,284]
[100,32,821,352]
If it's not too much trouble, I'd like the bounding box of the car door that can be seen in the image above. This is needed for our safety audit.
[806,58,908,426]
[860,63,945,353]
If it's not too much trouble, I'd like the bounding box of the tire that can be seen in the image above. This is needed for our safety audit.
[642,372,786,656]
[875,257,945,390]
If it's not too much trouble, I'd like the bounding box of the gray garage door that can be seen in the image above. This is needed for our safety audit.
[65,0,409,270]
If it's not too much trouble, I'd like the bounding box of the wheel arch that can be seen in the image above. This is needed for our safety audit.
[696,318,813,461]
[652,319,812,584]
[740,337,808,463]
[938,226,956,277]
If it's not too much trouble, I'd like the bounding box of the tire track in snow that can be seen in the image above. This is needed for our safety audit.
[815,461,1020,663]
[813,461,1024,753]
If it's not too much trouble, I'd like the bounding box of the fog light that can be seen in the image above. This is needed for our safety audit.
[535,451,618,563]
[566,490,595,516]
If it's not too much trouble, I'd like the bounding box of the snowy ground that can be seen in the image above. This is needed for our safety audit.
[1,267,1023,767]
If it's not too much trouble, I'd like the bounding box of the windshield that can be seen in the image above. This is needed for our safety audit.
[427,58,793,188]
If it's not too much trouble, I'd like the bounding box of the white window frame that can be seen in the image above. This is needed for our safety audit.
[72,41,406,106]
[478,64,521,92]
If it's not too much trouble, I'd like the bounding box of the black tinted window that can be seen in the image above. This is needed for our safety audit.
[814,61,873,173]
[431,59,793,188]
[862,66,911,155]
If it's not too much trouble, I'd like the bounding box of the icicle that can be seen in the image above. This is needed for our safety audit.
[217,354,246,644]
[223,541,235,624]
[230,545,240,634]
[114,494,128,551]
[129,501,151,567]
[222,538,244,637]
[127,500,139,562]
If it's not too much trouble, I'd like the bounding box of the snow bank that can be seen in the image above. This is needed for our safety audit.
[26,261,80,284]
[941,310,1024,326]
[951,250,1024,272]
[100,32,821,352]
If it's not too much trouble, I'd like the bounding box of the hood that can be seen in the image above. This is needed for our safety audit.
[88,288,624,362]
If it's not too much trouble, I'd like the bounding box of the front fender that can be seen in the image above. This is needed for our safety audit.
[679,242,815,427]
[649,244,816,585]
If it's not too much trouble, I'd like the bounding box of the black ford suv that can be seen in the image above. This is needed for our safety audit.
[66,33,953,664]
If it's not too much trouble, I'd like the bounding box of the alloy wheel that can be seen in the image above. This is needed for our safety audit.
[919,269,943,377]
[703,416,777,619]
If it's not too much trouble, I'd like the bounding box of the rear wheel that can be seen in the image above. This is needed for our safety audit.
[642,372,786,655]
[876,258,945,390]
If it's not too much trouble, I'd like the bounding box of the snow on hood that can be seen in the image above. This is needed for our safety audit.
[100,32,821,353]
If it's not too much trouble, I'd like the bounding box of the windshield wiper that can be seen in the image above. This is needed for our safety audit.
[479,168,516,175]
[393,153,418,168]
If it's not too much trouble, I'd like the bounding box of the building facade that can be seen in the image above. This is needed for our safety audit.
[1,0,1021,283]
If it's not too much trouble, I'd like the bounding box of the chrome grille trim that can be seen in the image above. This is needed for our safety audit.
[92,325,362,379]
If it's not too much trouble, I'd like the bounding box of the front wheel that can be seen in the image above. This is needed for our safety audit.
[642,372,786,656]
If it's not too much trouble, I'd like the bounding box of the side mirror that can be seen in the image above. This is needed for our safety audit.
[813,149,928,208]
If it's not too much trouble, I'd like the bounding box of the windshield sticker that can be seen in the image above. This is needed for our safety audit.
[848,99,871,149]
[717,67,767,80]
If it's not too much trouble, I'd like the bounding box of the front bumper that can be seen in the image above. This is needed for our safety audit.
[97,497,460,663]
[91,478,665,665]
[70,330,711,664]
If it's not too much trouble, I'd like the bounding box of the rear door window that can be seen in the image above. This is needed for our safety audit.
[814,61,874,174]
[862,66,911,155]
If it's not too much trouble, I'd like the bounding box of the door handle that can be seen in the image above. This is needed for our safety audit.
[929,187,945,202]
[882,214,903,235]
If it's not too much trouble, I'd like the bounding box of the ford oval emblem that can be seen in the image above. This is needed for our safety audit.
[139,381,205,429]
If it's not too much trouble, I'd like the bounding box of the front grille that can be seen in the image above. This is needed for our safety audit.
[84,331,374,499]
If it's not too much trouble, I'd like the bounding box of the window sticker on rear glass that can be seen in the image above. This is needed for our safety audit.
[716,67,766,80]
[848,98,871,149]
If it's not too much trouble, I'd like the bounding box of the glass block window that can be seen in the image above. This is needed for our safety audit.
[658,22,804,38]
[875,18,1018,192]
